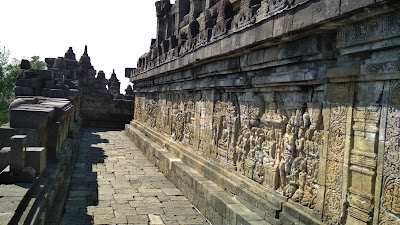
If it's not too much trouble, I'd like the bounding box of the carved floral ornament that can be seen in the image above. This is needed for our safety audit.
[337,11,400,48]
[390,82,400,107]
[384,180,400,215]
[380,81,400,225]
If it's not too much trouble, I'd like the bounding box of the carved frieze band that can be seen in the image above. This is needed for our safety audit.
[337,11,400,48]
[133,91,324,218]
[133,0,312,76]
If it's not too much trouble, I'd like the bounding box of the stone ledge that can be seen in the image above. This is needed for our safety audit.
[125,121,328,225]
[126,123,276,225]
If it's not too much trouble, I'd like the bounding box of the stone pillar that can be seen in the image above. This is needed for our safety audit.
[10,135,27,176]
[26,147,47,175]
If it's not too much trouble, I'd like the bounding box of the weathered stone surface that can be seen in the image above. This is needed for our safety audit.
[15,79,31,87]
[59,129,208,225]
[126,1,400,224]
[9,105,54,129]
[2,1,399,225]
[9,135,27,175]
[26,147,46,175]
[0,147,10,173]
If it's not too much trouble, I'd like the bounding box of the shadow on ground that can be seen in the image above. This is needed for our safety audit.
[60,129,111,225]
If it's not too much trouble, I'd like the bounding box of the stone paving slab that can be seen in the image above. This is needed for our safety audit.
[60,129,209,225]
[0,183,31,224]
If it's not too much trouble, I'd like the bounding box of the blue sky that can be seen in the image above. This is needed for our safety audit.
[0,0,175,92]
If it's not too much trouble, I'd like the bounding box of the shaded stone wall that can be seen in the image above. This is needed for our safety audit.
[81,95,134,129]
[128,0,400,224]
[77,47,134,128]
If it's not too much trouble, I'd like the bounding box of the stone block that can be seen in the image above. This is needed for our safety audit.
[10,135,27,175]
[23,71,36,79]
[0,147,10,172]
[10,106,54,129]
[42,88,50,97]
[293,2,314,30]
[273,10,294,37]
[44,79,55,88]
[15,79,31,87]
[313,0,340,23]
[65,80,78,89]
[37,70,53,80]
[34,88,42,96]
[26,147,46,175]
[15,86,34,96]
[341,0,374,14]
[326,65,360,79]
[31,78,43,89]
[49,89,79,100]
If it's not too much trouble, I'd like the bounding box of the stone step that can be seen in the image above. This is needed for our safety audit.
[127,121,284,216]
[126,123,277,225]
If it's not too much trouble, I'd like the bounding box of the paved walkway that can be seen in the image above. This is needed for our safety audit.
[60,129,209,225]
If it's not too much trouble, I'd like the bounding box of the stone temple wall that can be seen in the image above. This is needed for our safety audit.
[127,0,400,224]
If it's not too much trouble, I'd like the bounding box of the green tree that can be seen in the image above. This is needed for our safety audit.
[0,45,10,125]
[1,56,46,102]
[0,46,46,125]
[30,56,46,71]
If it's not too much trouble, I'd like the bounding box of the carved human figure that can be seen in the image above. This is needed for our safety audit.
[248,128,258,159]
[218,118,229,149]
[301,184,318,209]
[303,111,311,128]
[262,133,276,165]
[253,154,265,184]
[290,157,307,201]
[296,127,306,157]
[237,129,250,174]
[279,124,296,190]
[304,128,314,155]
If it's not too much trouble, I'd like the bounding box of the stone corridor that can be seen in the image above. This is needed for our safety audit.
[59,129,209,225]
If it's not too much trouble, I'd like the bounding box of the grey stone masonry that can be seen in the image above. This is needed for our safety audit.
[9,135,27,176]
[59,129,209,225]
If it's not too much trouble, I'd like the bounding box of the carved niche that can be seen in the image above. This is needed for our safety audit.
[232,0,261,31]
[213,93,239,165]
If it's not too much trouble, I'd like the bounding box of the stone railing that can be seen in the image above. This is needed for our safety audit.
[127,0,400,224]
[0,47,134,224]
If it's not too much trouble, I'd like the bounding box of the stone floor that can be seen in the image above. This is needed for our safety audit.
[60,129,209,225]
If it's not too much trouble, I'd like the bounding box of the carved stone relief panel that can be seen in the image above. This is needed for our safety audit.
[379,81,400,225]
[213,92,239,165]
[134,97,144,122]
[144,98,159,129]
[323,103,349,224]
[193,95,214,158]
[134,90,326,216]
